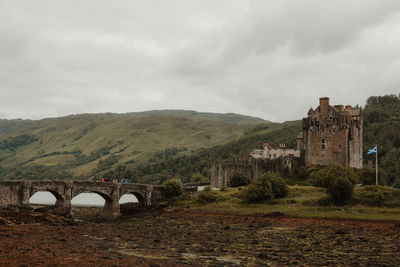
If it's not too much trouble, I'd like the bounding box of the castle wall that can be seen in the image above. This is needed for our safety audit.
[349,115,363,168]
[304,126,348,166]
[301,97,363,168]
[211,156,299,188]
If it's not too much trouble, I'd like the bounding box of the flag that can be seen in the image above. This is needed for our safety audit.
[367,146,377,155]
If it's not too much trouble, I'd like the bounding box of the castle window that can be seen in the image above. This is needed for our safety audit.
[322,139,325,150]
[322,144,325,150]
[339,145,342,149]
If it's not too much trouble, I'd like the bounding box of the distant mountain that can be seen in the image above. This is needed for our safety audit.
[0,110,269,180]
[0,119,35,135]
[130,110,268,125]
[3,95,398,186]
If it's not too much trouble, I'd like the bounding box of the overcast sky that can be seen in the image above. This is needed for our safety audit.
[1,1,400,122]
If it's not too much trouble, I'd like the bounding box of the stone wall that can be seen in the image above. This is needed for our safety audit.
[211,156,301,188]
[300,97,363,168]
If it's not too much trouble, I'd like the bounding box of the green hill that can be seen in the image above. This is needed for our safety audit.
[2,94,399,186]
[123,120,301,184]
[105,94,400,186]
[0,111,269,180]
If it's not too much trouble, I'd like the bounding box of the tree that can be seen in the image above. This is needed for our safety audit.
[190,173,209,183]
[358,167,385,185]
[240,172,288,203]
[229,173,251,187]
[309,164,354,205]
[162,178,183,198]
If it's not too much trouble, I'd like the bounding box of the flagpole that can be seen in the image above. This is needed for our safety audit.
[376,144,378,186]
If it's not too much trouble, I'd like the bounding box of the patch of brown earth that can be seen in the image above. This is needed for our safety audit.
[0,207,399,266]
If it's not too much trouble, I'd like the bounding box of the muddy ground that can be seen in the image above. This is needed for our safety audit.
[1,206,400,266]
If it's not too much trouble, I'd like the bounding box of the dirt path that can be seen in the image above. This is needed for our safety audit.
[1,208,400,266]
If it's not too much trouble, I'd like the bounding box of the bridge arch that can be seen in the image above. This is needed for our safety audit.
[71,191,114,206]
[29,189,64,207]
[120,192,146,207]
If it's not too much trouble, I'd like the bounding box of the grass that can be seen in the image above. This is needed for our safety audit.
[168,186,400,221]
[0,112,270,179]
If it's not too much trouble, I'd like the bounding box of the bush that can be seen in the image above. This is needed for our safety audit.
[293,166,310,181]
[196,187,222,204]
[229,173,251,187]
[240,172,288,203]
[162,178,183,198]
[393,179,400,189]
[356,185,385,206]
[328,176,354,205]
[269,174,289,198]
[190,173,209,183]
[309,164,354,205]
[354,185,400,207]
[357,167,385,185]
[241,183,273,203]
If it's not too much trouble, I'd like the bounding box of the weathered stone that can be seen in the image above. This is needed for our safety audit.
[299,97,363,168]
[210,97,363,188]
[210,156,301,188]
[0,181,163,218]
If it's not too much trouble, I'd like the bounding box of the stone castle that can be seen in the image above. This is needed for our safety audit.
[298,97,363,168]
[211,97,363,188]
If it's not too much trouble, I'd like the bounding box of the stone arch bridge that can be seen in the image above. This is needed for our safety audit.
[0,180,163,218]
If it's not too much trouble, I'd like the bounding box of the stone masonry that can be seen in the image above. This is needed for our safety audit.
[298,97,363,168]
[211,156,302,188]
[210,97,363,188]
[0,180,163,218]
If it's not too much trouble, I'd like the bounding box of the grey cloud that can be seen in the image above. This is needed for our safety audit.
[169,0,400,79]
[0,1,399,121]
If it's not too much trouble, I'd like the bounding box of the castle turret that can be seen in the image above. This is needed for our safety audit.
[301,97,363,169]
[319,97,329,119]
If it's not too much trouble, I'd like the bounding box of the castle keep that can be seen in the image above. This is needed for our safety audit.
[211,97,363,188]
[298,97,363,168]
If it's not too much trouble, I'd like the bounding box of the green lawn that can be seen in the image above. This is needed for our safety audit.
[170,186,400,221]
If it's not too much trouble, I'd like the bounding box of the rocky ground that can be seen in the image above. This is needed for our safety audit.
[1,206,400,266]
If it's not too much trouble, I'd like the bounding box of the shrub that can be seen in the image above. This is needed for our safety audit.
[229,173,251,187]
[354,185,400,207]
[241,183,273,203]
[357,167,385,185]
[293,166,310,181]
[309,164,354,205]
[327,176,354,205]
[190,173,209,183]
[240,172,288,203]
[393,179,400,189]
[356,185,385,206]
[197,187,219,204]
[162,178,183,198]
[269,174,289,198]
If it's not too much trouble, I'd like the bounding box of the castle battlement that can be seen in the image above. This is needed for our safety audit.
[210,97,363,188]
[298,97,363,168]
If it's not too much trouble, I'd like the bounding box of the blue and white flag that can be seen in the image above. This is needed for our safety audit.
[367,146,377,155]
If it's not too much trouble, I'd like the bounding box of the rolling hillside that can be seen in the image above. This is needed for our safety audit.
[2,94,398,186]
[101,94,400,186]
[0,111,268,180]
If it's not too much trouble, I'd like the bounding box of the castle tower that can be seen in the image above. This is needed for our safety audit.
[298,97,363,168]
